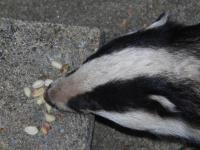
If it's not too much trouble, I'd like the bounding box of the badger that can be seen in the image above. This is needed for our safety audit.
[44,13,200,145]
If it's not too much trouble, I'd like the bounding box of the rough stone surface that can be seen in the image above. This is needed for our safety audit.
[0,1,199,150]
[0,18,100,150]
[92,118,183,150]
[0,0,200,41]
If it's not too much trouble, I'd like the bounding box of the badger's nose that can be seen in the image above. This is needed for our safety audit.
[44,84,56,107]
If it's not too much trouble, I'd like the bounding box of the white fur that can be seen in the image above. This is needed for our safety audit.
[149,95,177,112]
[126,13,168,35]
[71,48,200,92]
[147,13,169,29]
[94,110,200,141]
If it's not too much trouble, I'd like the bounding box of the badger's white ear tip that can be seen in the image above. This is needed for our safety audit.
[158,12,169,21]
[147,12,170,29]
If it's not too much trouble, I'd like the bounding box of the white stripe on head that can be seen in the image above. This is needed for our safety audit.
[71,47,200,92]
[146,12,169,29]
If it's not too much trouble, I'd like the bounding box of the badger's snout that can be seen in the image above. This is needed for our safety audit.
[44,83,58,108]
[44,75,84,112]
[44,84,52,105]
[44,81,68,111]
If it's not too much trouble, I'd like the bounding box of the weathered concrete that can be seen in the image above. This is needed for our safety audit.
[0,18,100,150]
[92,119,183,150]
[0,0,200,41]
[0,0,200,149]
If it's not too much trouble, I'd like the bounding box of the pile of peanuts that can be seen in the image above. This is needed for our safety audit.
[23,61,69,135]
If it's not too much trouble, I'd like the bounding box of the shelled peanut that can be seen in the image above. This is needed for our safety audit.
[23,60,69,136]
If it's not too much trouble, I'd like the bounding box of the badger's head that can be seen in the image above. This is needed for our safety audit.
[44,13,200,117]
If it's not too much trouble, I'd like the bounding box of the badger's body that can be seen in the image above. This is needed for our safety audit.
[45,13,200,145]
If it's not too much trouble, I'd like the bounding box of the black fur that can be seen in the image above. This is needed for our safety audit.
[85,20,200,63]
[68,76,200,124]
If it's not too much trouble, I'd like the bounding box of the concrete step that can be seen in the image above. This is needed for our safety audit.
[0,18,100,150]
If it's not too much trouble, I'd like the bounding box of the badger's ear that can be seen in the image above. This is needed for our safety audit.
[146,12,169,29]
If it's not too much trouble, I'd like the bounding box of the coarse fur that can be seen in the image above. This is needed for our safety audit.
[44,13,200,146]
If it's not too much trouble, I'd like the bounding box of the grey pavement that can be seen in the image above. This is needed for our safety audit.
[0,0,200,150]
[0,18,100,150]
[0,0,200,41]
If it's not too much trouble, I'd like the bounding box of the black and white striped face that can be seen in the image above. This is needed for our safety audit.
[45,13,200,144]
